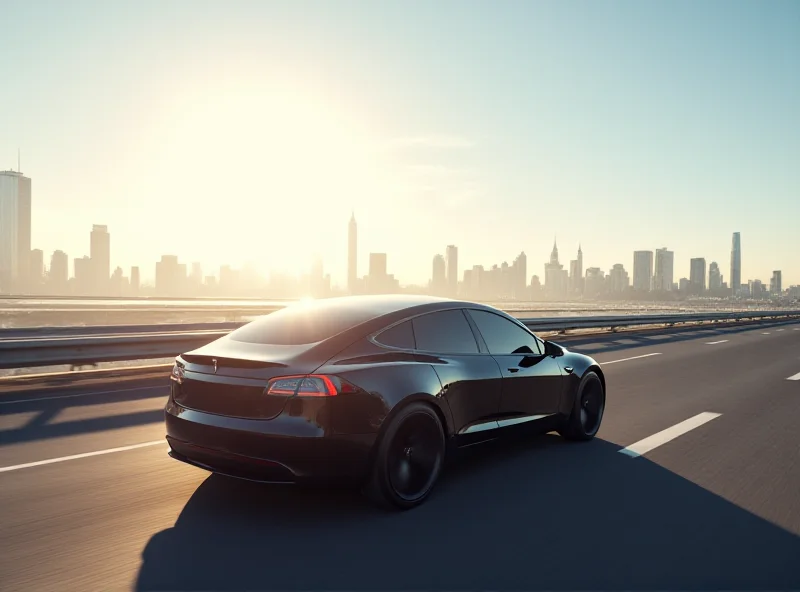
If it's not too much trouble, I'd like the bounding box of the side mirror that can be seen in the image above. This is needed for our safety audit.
[543,340,563,357]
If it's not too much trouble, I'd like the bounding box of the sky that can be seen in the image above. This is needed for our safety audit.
[1,0,798,287]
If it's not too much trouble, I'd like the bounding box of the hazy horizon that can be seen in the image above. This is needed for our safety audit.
[1,0,798,286]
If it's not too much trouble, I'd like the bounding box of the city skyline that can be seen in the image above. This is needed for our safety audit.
[1,168,795,301]
[1,1,798,287]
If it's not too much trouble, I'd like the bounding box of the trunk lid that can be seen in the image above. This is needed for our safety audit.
[173,337,320,420]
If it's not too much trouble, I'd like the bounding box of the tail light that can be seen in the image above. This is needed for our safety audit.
[170,362,185,384]
[264,374,359,397]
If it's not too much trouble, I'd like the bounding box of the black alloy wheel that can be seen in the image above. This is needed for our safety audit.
[365,402,445,510]
[559,371,605,441]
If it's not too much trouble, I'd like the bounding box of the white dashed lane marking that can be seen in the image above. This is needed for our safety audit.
[0,441,164,473]
[618,412,722,458]
[602,353,662,365]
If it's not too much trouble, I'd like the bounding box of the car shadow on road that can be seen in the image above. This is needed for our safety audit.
[135,433,800,591]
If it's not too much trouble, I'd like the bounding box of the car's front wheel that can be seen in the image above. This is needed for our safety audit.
[364,402,445,510]
[558,371,605,441]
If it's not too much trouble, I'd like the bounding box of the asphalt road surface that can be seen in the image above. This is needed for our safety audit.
[2,321,800,591]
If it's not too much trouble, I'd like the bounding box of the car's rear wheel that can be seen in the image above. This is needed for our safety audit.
[364,402,445,510]
[558,371,605,441]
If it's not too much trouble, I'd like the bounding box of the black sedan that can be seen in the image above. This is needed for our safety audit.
[165,295,606,509]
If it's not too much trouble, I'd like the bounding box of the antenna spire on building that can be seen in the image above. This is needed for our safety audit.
[17,148,20,173]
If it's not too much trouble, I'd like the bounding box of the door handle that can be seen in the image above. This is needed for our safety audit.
[563,366,574,374]
[507,368,519,373]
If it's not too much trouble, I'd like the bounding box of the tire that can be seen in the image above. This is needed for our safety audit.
[364,402,446,511]
[558,371,605,441]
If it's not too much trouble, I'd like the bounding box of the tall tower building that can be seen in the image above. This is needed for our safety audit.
[49,250,69,288]
[446,245,458,297]
[0,169,32,291]
[347,212,357,294]
[770,270,782,295]
[633,251,654,292]
[654,247,674,291]
[90,224,111,293]
[730,232,741,294]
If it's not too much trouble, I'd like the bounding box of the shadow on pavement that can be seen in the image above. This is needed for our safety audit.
[0,384,168,445]
[136,434,800,591]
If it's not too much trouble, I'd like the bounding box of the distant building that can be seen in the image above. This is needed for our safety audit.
[156,255,187,296]
[689,258,706,294]
[584,267,605,297]
[512,251,527,299]
[633,251,653,292]
[347,212,357,294]
[608,264,629,293]
[130,266,140,293]
[654,248,674,291]
[49,250,69,289]
[569,244,584,295]
[770,271,782,295]
[431,254,446,295]
[545,239,567,299]
[446,245,458,297]
[365,252,399,294]
[679,277,690,292]
[74,256,92,294]
[749,279,765,299]
[0,169,32,291]
[90,224,110,293]
[708,261,722,291]
[730,232,742,294]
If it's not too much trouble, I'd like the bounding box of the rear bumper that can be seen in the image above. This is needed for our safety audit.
[165,397,377,484]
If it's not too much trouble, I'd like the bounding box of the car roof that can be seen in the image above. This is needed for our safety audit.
[288,294,498,317]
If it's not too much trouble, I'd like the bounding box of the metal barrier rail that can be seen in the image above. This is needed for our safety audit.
[0,310,798,370]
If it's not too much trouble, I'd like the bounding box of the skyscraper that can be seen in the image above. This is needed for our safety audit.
[633,251,653,292]
[348,212,357,294]
[690,258,706,293]
[130,266,140,293]
[512,251,527,299]
[770,271,782,295]
[654,248,674,291]
[0,169,32,291]
[90,224,110,293]
[446,245,458,297]
[730,232,741,294]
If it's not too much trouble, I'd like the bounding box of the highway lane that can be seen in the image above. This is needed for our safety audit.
[1,322,799,590]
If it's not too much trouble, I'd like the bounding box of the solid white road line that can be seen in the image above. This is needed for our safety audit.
[603,353,662,365]
[0,440,164,474]
[0,385,168,406]
[787,372,800,381]
[706,340,729,345]
[618,412,722,458]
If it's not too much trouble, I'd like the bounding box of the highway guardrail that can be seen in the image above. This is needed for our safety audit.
[0,310,798,370]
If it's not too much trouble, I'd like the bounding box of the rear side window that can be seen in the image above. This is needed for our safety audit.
[412,310,479,354]
[467,309,542,355]
[375,320,415,349]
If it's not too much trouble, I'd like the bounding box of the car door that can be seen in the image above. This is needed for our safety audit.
[466,309,563,422]
[411,309,503,443]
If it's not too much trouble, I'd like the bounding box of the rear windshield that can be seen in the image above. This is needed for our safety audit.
[229,301,384,345]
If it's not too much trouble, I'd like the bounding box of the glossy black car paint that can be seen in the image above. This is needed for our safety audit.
[164,295,604,485]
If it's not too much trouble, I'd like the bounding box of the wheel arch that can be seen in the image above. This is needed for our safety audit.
[365,394,451,473]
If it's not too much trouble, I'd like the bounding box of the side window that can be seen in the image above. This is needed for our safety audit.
[467,310,542,355]
[375,320,415,349]
[412,310,479,354]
